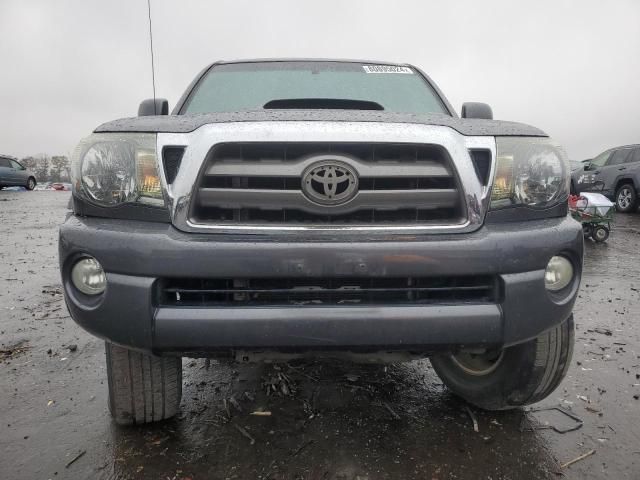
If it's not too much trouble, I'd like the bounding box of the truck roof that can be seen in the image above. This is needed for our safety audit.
[212,58,413,67]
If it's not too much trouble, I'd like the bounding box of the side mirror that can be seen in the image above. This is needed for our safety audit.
[138,98,169,116]
[461,102,493,120]
[583,163,592,171]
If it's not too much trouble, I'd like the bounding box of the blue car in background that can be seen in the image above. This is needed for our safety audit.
[0,155,37,190]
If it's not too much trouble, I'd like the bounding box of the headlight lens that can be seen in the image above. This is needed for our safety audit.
[71,133,163,207]
[490,137,569,209]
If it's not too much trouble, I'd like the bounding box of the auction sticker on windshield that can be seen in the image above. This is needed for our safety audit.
[362,65,413,74]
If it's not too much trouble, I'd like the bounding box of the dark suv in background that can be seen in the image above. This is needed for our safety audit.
[0,155,37,190]
[571,144,640,212]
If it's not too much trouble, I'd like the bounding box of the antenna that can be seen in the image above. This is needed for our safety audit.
[146,0,157,114]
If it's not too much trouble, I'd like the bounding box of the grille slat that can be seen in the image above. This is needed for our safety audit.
[191,142,467,226]
[206,159,452,178]
[158,277,498,307]
[164,286,492,294]
[198,188,459,214]
[201,175,455,190]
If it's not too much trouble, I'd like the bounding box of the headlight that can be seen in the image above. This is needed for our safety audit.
[71,133,163,207]
[490,137,569,209]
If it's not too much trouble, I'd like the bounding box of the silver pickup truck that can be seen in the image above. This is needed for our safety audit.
[59,59,582,425]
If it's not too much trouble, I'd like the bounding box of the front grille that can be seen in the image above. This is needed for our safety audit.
[190,142,466,225]
[157,276,498,307]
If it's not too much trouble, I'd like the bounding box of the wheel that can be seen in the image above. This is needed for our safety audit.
[105,342,182,425]
[582,225,592,239]
[26,177,36,190]
[591,225,609,243]
[431,315,574,410]
[615,183,637,213]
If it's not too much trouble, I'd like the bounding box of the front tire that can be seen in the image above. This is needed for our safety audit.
[106,342,182,425]
[26,177,36,190]
[615,183,637,213]
[431,315,574,410]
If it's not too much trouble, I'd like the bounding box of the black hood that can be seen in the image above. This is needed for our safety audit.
[94,110,547,137]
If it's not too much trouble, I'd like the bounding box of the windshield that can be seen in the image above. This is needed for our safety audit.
[182,62,449,115]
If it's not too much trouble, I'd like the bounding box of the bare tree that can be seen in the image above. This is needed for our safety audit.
[50,156,70,182]
[34,154,50,181]
[20,156,38,170]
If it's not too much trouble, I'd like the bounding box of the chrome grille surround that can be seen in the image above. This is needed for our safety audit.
[158,122,496,234]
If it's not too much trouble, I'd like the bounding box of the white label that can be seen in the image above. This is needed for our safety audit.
[362,65,413,74]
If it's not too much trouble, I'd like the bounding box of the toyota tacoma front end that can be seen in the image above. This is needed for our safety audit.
[59,60,582,424]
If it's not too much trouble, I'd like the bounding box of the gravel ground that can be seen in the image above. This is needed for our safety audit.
[1,191,639,479]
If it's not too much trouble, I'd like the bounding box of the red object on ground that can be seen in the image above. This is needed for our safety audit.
[568,194,580,209]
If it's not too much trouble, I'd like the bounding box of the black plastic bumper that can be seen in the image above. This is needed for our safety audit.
[59,214,583,354]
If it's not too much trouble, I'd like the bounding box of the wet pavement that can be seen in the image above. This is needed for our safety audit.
[1,191,639,479]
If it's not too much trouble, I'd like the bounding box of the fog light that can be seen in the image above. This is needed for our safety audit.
[71,257,106,295]
[545,256,573,291]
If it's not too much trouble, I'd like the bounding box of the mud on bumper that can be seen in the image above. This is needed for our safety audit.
[59,215,583,355]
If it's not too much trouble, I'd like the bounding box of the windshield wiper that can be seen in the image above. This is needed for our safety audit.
[263,98,384,110]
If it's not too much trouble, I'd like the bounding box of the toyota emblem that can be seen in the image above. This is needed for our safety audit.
[301,160,359,205]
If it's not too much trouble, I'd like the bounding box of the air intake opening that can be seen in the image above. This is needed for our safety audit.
[162,146,185,184]
[469,149,492,186]
[157,276,499,307]
[263,98,384,110]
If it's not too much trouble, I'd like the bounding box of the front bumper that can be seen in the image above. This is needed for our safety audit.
[59,214,583,355]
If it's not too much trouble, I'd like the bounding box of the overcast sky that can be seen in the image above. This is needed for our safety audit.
[1,0,638,160]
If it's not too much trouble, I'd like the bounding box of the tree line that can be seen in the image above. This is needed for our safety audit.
[19,155,70,183]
